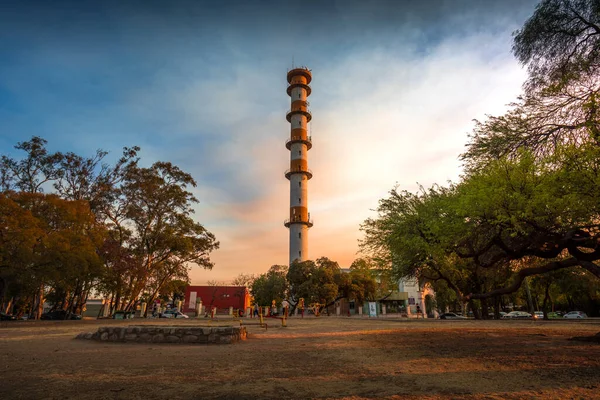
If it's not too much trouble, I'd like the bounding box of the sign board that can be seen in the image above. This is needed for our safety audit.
[368,302,377,317]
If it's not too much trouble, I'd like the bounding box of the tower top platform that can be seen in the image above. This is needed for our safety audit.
[287,67,312,84]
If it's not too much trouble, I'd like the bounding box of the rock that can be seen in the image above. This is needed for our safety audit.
[167,335,181,343]
[152,334,165,343]
[124,334,138,341]
[197,335,208,343]
[183,335,199,343]
[139,333,152,342]
[100,332,109,341]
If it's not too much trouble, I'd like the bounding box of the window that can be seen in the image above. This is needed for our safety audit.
[299,182,301,187]
[298,198,301,203]
[299,251,301,258]
[298,232,301,238]
[298,150,301,156]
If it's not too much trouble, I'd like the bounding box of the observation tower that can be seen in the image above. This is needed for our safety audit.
[284,67,313,264]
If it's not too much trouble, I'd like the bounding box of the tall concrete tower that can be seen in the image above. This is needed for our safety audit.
[284,67,313,264]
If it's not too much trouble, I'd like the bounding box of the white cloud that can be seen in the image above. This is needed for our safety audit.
[177,31,529,283]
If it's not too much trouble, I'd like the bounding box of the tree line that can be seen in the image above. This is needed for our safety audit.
[0,138,218,319]
[244,257,395,313]
[360,0,600,318]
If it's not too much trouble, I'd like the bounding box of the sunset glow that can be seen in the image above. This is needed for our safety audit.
[0,0,538,283]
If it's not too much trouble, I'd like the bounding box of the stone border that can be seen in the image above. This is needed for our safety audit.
[76,325,246,344]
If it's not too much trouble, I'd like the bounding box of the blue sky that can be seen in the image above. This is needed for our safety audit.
[1,0,539,283]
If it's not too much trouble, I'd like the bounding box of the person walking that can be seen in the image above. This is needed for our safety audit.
[253,303,259,318]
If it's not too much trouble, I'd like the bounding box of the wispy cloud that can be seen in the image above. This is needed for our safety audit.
[0,0,537,283]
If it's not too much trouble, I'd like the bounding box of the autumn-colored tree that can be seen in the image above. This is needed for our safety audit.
[0,193,104,318]
[0,137,218,318]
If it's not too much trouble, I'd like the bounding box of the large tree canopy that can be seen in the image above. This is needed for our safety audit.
[361,0,600,315]
[0,137,218,318]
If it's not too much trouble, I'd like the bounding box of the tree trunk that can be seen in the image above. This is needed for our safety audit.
[112,291,119,315]
[524,277,535,315]
[34,284,45,320]
[493,296,500,320]
[468,300,480,319]
[0,277,7,308]
[3,297,14,314]
[481,297,489,319]
[542,282,551,320]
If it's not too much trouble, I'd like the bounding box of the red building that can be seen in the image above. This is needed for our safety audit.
[183,286,250,313]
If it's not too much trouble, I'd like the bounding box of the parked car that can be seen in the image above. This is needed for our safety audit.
[439,312,467,320]
[547,311,562,319]
[502,311,532,319]
[563,311,588,319]
[0,312,17,321]
[159,310,189,319]
[533,311,544,319]
[40,310,82,320]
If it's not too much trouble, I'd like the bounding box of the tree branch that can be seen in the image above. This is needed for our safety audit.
[466,257,580,300]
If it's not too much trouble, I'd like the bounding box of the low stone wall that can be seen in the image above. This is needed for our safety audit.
[76,325,246,344]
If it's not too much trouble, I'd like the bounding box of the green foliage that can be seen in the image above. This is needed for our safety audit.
[344,258,379,304]
[250,265,288,306]
[287,258,340,306]
[360,1,600,310]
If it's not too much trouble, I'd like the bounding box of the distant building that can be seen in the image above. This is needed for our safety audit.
[338,269,435,317]
[398,278,435,316]
[183,286,250,314]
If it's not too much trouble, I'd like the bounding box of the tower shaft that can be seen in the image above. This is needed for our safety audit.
[284,67,313,264]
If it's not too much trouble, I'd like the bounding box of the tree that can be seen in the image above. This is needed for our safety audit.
[513,0,600,93]
[107,161,219,311]
[0,136,62,193]
[159,279,189,305]
[361,1,600,311]
[287,257,342,313]
[343,258,380,306]
[250,265,288,307]
[361,146,600,316]
[0,193,104,318]
[0,193,43,312]
[465,0,600,166]
[0,137,218,318]
[231,273,256,287]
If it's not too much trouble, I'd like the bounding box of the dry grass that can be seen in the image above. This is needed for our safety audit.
[1,317,599,399]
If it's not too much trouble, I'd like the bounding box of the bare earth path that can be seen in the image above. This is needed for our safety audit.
[1,317,599,399]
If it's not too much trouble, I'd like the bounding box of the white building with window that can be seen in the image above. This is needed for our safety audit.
[398,277,436,317]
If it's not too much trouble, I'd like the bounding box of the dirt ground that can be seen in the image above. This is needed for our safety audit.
[1,317,599,400]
